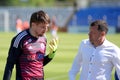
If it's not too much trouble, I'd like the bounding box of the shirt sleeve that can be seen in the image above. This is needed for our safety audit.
[112,47,120,80]
[43,55,53,66]
[3,37,22,80]
[69,43,83,80]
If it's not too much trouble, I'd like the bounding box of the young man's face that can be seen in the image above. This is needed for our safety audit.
[32,22,49,37]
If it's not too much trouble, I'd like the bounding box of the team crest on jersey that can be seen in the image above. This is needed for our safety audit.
[40,43,45,50]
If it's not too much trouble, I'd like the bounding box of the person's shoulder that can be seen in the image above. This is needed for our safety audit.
[79,39,90,46]
[81,39,89,43]
[14,30,28,39]
[105,40,120,50]
[12,30,29,48]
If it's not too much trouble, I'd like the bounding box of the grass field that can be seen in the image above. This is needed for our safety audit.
[0,32,120,80]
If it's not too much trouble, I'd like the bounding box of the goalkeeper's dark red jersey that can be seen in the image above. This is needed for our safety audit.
[3,29,52,80]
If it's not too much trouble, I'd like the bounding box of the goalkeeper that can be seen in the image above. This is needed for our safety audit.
[3,10,59,80]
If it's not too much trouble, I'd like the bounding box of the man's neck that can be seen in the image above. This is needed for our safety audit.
[94,37,105,47]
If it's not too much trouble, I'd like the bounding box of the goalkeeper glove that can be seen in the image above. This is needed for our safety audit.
[48,38,59,58]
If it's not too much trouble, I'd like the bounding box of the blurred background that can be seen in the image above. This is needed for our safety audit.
[0,0,120,33]
[0,0,120,80]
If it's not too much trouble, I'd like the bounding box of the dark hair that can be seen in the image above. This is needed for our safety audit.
[30,10,50,26]
[90,20,108,34]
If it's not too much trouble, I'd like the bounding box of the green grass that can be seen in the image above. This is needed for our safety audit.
[0,32,120,80]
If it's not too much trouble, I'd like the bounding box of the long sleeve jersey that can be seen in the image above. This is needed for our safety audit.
[3,29,52,80]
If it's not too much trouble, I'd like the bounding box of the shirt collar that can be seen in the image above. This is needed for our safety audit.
[88,39,109,48]
[97,39,110,48]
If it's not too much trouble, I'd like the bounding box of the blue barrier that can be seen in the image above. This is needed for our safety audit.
[68,7,120,27]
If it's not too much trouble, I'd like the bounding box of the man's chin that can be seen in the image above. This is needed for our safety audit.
[39,34,44,37]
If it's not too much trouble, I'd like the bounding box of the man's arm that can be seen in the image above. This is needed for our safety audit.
[113,48,120,80]
[43,55,52,66]
[69,44,82,80]
[3,37,21,80]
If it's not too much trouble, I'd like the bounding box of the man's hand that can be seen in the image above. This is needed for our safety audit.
[48,38,59,58]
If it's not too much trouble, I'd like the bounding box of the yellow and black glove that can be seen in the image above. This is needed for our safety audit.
[48,38,59,58]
